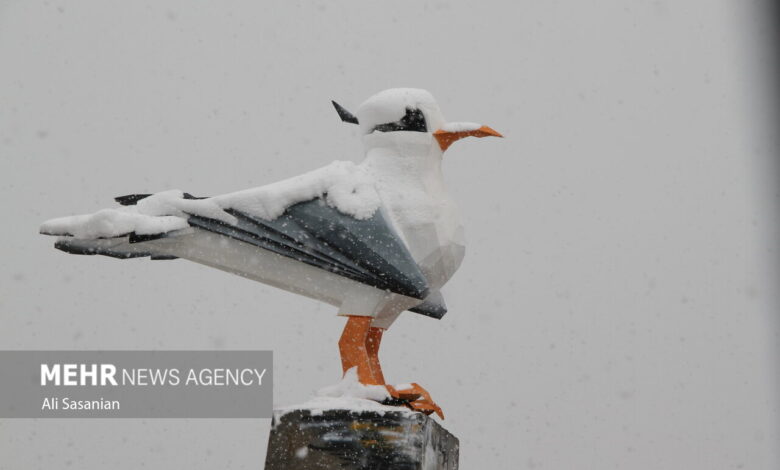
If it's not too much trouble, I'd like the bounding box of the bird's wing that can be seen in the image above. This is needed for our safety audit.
[186,199,430,300]
[40,161,433,303]
[47,194,430,301]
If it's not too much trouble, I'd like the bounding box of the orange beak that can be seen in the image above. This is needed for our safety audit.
[433,125,503,151]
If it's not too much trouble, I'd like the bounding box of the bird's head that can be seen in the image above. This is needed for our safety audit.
[332,88,502,157]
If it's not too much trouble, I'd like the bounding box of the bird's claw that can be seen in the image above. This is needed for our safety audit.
[384,383,444,419]
[404,399,444,419]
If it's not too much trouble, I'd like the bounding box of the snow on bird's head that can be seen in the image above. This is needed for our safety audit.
[356,88,445,137]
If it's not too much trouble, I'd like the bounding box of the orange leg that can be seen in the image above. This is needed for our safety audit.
[338,316,444,419]
[366,326,386,385]
[338,316,384,385]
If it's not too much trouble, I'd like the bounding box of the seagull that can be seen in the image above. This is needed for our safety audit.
[40,88,502,418]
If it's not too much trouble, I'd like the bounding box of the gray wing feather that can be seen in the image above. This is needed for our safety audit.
[186,199,430,300]
[53,194,436,313]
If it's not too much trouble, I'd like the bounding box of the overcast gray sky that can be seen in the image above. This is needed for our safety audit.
[1,1,778,468]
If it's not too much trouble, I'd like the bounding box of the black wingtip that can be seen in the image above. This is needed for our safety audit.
[409,302,447,319]
[115,192,206,206]
[332,100,359,125]
[115,194,152,206]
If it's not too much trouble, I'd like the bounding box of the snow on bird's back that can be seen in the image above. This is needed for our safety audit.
[39,190,229,240]
[214,160,380,220]
[39,208,189,239]
[40,161,382,240]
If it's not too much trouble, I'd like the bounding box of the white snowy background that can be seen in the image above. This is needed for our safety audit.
[1,1,778,469]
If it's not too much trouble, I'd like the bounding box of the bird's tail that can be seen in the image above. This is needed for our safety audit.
[40,192,196,261]
[52,236,178,260]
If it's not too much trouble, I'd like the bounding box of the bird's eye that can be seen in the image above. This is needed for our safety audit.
[372,108,427,133]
